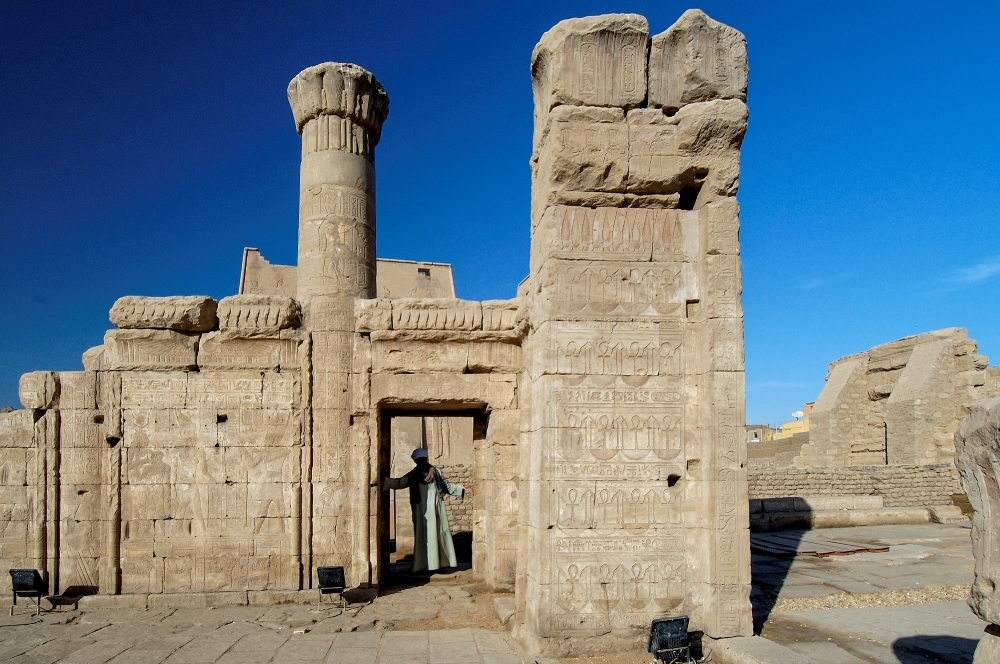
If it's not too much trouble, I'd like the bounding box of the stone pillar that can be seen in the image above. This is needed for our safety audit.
[954,398,1000,662]
[516,10,751,656]
[287,63,389,587]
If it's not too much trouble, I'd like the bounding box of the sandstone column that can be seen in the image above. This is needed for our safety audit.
[517,11,751,655]
[955,398,1000,662]
[288,63,389,587]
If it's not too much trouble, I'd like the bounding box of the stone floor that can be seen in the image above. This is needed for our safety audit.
[0,523,988,663]
[755,523,989,663]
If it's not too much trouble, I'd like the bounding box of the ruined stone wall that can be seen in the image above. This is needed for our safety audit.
[516,10,752,655]
[799,328,997,468]
[2,295,309,598]
[749,464,958,508]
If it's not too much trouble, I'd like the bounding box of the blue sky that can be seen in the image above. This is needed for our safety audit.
[1,1,998,425]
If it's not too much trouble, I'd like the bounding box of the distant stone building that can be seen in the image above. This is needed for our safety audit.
[748,328,1000,527]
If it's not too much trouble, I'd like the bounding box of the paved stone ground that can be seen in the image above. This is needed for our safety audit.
[755,523,990,663]
[0,524,987,663]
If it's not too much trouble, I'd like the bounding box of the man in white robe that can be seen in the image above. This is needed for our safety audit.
[382,448,473,573]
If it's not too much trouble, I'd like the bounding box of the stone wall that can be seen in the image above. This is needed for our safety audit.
[438,463,473,533]
[748,464,959,508]
[516,9,752,655]
[798,328,1000,468]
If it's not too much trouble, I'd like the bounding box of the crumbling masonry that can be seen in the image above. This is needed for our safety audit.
[0,10,751,655]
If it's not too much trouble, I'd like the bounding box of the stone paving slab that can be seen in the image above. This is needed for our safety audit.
[762,600,988,663]
[0,524,985,664]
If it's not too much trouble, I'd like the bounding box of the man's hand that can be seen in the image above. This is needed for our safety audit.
[464,484,474,496]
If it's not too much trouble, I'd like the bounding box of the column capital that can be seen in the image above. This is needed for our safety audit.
[288,62,390,144]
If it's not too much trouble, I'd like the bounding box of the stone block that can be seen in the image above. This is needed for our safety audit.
[494,595,516,626]
[217,295,300,338]
[532,260,687,322]
[81,345,106,371]
[76,593,149,610]
[391,298,483,331]
[147,591,249,608]
[648,9,748,112]
[354,298,392,332]
[19,371,58,410]
[710,636,816,664]
[104,329,199,371]
[482,300,522,332]
[534,107,628,195]
[372,340,470,373]
[468,342,523,374]
[928,504,967,523]
[371,373,517,410]
[531,14,648,112]
[955,397,1000,625]
[198,332,299,371]
[0,410,34,448]
[110,295,218,332]
[532,206,656,264]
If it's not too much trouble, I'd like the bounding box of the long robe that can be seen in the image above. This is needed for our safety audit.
[383,467,466,572]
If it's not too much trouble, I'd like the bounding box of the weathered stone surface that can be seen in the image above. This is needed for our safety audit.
[110,296,218,332]
[392,299,483,331]
[19,371,59,410]
[799,328,1000,469]
[0,14,758,658]
[197,331,300,371]
[217,295,301,338]
[518,10,751,655]
[973,626,1000,664]
[482,300,521,332]
[648,9,748,111]
[104,329,199,371]
[711,636,818,664]
[354,298,392,332]
[531,14,649,113]
[955,397,1000,625]
[82,345,106,371]
[287,62,389,143]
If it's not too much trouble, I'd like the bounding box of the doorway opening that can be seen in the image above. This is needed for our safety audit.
[377,407,488,588]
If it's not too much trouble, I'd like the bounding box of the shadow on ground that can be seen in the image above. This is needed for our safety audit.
[750,528,807,634]
[381,531,473,595]
[893,635,979,663]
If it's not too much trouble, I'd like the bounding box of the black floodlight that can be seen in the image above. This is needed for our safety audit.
[316,566,346,608]
[9,569,46,616]
[648,615,692,664]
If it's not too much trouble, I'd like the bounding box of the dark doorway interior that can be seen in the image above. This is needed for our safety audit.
[377,408,487,587]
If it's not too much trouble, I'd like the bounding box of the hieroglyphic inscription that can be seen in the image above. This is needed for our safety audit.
[555,536,681,554]
[552,559,685,630]
[715,466,743,632]
[553,461,682,481]
[542,321,682,376]
[547,263,685,319]
[565,28,648,107]
[300,184,376,294]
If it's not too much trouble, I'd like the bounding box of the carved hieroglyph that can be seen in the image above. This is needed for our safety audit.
[3,12,752,658]
[515,11,751,656]
[954,398,1000,627]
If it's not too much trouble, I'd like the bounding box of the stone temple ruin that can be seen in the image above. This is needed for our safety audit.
[747,328,1000,531]
[0,10,751,655]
